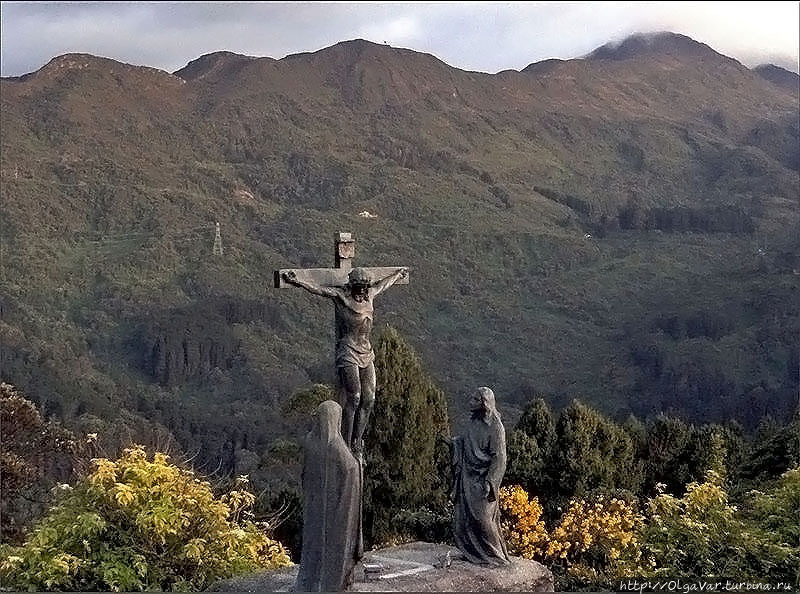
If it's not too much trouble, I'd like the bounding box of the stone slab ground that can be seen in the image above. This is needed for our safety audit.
[208,541,553,592]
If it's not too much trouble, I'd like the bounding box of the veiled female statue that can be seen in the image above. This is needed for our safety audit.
[295,400,363,591]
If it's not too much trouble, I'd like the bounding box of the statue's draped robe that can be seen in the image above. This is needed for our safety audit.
[295,401,363,592]
[452,391,510,566]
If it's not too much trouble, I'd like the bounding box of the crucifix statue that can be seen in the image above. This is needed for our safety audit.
[275,232,409,458]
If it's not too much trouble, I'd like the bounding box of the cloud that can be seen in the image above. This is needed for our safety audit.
[1,2,797,77]
[359,15,423,45]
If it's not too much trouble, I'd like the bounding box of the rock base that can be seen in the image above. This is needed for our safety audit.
[208,541,553,592]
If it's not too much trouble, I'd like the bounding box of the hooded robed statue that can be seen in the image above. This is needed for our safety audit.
[451,386,510,566]
[294,400,363,592]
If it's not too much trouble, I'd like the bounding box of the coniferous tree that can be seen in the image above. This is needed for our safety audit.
[642,414,693,494]
[506,429,542,491]
[553,400,642,498]
[363,325,451,545]
[507,397,557,497]
[742,412,800,480]
[623,413,648,462]
[517,397,557,454]
[718,420,747,483]
[642,415,735,494]
[688,424,727,477]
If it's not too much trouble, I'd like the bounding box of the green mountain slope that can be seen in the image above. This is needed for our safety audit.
[1,33,797,470]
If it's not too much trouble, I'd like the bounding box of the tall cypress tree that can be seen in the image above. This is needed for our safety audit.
[363,325,451,545]
[517,397,557,454]
[554,400,643,497]
[507,397,557,497]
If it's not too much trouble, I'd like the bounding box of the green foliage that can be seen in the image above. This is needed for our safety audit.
[500,483,645,591]
[389,504,454,545]
[2,40,799,503]
[517,397,558,453]
[716,420,748,483]
[281,383,336,421]
[500,467,800,590]
[0,446,290,592]
[364,325,451,545]
[641,414,729,495]
[636,470,799,582]
[744,467,800,582]
[554,400,643,497]
[0,382,92,544]
[506,429,544,493]
[742,414,800,480]
[638,472,752,578]
[508,395,798,518]
[2,43,799,585]
[507,397,557,496]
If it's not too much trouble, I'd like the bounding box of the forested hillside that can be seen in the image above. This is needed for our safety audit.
[1,32,798,483]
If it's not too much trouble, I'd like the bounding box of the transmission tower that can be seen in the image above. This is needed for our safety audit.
[213,222,223,256]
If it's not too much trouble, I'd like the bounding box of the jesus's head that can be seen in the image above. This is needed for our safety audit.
[347,267,371,302]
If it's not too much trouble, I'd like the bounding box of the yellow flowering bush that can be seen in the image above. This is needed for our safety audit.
[500,484,646,589]
[637,470,799,581]
[500,485,642,567]
[499,485,549,559]
[0,446,291,592]
[546,494,642,565]
[500,469,799,588]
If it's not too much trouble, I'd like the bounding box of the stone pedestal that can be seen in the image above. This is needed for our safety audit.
[208,541,553,592]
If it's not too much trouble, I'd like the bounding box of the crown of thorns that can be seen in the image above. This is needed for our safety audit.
[347,267,371,287]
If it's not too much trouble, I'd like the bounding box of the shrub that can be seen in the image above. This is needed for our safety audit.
[744,467,800,583]
[389,504,454,545]
[499,485,549,559]
[746,467,800,549]
[0,446,290,591]
[637,470,799,582]
[0,382,92,543]
[545,494,642,567]
[499,484,645,590]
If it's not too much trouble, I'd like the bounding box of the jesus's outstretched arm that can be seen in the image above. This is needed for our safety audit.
[282,271,339,298]
[371,267,408,296]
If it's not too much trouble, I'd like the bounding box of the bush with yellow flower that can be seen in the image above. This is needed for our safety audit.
[498,485,549,559]
[500,468,800,588]
[0,445,291,592]
[637,469,800,582]
[499,485,645,588]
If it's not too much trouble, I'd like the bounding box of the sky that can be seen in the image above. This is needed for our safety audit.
[1,1,798,77]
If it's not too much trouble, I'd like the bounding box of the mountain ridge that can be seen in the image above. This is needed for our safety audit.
[753,63,800,91]
[586,31,739,63]
[6,32,797,81]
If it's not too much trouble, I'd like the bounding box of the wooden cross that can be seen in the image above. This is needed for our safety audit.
[274,232,409,292]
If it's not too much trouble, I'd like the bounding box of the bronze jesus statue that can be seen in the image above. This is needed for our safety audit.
[282,266,408,458]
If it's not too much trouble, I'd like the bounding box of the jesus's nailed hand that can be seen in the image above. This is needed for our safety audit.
[282,271,297,283]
